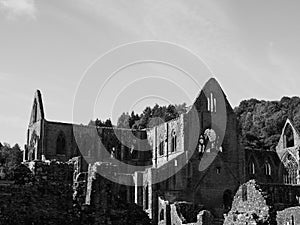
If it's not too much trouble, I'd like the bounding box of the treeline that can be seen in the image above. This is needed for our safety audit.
[234,96,300,150]
[0,143,23,176]
[117,103,188,129]
[89,103,188,130]
[90,96,300,152]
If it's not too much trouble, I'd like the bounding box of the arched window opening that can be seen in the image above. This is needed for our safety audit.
[216,166,221,174]
[207,93,217,112]
[145,185,149,209]
[198,135,205,154]
[284,171,289,184]
[56,131,66,155]
[283,154,298,184]
[248,160,256,175]
[284,124,295,148]
[213,97,217,112]
[159,141,164,156]
[249,161,256,175]
[171,131,177,153]
[242,184,247,201]
[160,209,164,221]
[32,100,37,123]
[207,97,210,111]
[264,161,272,176]
[291,215,295,225]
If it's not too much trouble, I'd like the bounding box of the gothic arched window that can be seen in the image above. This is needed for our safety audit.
[284,123,295,148]
[159,141,164,156]
[56,131,66,155]
[249,161,256,175]
[145,185,149,209]
[283,154,298,184]
[171,130,177,153]
[207,93,217,112]
[32,100,37,123]
[264,161,272,176]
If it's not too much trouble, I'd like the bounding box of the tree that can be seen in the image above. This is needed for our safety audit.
[0,143,23,178]
[234,96,300,150]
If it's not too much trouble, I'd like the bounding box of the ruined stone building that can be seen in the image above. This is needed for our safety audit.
[23,78,300,225]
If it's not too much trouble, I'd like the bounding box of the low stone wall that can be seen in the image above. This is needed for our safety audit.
[277,206,300,225]
[171,203,213,225]
[157,198,213,225]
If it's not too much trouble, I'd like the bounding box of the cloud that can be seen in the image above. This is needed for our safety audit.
[0,0,37,19]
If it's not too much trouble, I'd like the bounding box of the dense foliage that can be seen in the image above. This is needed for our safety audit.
[234,96,300,150]
[89,103,187,130]
[0,143,22,178]
[117,103,188,129]
[88,118,113,127]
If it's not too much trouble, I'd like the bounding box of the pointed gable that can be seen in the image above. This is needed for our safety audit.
[29,90,45,125]
[277,119,300,151]
[189,78,230,144]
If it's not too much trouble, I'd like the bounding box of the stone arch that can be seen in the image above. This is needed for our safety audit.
[249,160,256,175]
[171,130,177,153]
[284,122,295,148]
[264,161,272,176]
[277,118,300,150]
[160,209,164,221]
[264,156,275,177]
[56,131,66,155]
[281,152,298,184]
[247,155,259,179]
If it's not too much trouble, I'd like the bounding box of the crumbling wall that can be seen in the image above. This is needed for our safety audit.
[224,180,271,225]
[157,198,213,225]
[0,160,77,225]
[171,202,213,225]
[85,161,152,225]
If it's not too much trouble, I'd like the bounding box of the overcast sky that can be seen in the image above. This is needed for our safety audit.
[0,0,300,146]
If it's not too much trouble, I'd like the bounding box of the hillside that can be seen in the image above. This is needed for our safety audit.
[234,96,300,150]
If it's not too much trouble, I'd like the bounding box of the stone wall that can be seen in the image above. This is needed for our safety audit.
[157,198,213,225]
[224,180,271,225]
[245,149,283,184]
[85,162,151,225]
[276,119,300,152]
[0,160,77,225]
[151,115,185,168]
[171,202,213,225]
[277,206,300,225]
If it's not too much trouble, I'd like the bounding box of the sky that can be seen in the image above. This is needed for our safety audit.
[0,0,300,146]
